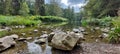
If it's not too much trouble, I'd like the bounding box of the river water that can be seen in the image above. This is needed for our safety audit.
[1,22,120,54]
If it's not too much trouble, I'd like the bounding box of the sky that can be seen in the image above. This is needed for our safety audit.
[45,0,86,12]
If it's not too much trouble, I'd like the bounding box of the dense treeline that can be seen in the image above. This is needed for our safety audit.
[83,0,120,18]
[0,0,80,21]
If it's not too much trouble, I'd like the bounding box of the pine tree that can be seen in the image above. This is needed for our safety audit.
[46,0,63,17]
[35,0,45,16]
[0,0,5,14]
[4,0,12,15]
[11,0,20,15]
[19,0,29,16]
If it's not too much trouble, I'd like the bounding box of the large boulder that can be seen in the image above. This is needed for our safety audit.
[51,32,83,50]
[0,34,18,52]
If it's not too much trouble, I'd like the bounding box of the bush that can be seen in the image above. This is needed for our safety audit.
[81,16,113,27]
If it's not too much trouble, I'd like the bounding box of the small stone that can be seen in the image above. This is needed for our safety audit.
[73,28,80,33]
[79,27,85,32]
[21,33,26,36]
[18,38,26,41]
[42,31,47,34]
[34,29,38,33]
[83,32,89,35]
[40,34,48,38]
[26,37,32,40]
[34,38,46,44]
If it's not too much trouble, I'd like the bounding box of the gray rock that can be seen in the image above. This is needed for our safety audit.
[0,35,17,52]
[34,29,38,33]
[42,31,47,34]
[40,34,48,38]
[34,38,46,44]
[101,28,110,33]
[51,32,83,50]
[48,32,55,42]
[18,37,32,41]
[18,38,27,41]
[9,34,19,39]
[111,28,115,31]
[26,37,32,40]
[99,33,109,39]
[82,32,89,35]
[21,33,26,36]
[79,27,85,32]
[94,27,100,30]
[73,28,80,33]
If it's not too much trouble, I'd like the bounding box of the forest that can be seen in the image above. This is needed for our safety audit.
[0,0,120,54]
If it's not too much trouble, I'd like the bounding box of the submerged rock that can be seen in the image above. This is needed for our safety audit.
[51,32,83,50]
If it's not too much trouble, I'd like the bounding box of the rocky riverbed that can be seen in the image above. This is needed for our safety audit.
[0,23,120,54]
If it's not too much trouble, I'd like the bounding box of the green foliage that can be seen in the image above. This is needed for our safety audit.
[4,0,12,15]
[81,16,113,27]
[0,15,41,26]
[62,7,75,21]
[81,20,88,27]
[19,1,29,16]
[108,17,120,43]
[33,16,68,22]
[35,0,45,16]
[84,0,120,18]
[0,31,8,38]
[45,0,63,17]
[109,28,120,43]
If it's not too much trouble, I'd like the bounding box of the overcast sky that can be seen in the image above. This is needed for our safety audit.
[45,0,86,12]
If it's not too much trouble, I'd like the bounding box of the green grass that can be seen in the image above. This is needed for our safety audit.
[0,15,41,26]
[0,31,9,38]
[108,17,120,43]
[0,15,68,27]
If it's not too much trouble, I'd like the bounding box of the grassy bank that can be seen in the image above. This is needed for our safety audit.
[32,16,68,22]
[0,15,41,26]
[0,15,68,27]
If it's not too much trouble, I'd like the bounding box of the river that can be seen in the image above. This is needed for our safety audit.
[1,22,120,54]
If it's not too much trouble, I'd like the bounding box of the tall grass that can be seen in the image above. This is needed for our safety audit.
[0,15,41,26]
[108,17,120,43]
